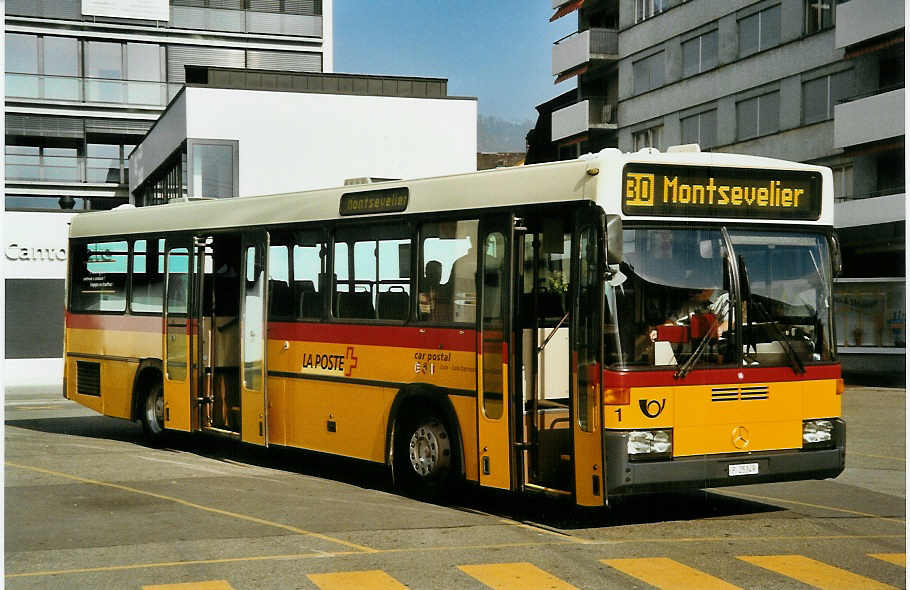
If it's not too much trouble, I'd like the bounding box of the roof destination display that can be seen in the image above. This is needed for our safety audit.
[622,163,822,220]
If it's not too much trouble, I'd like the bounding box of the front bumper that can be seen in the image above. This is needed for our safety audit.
[605,419,846,495]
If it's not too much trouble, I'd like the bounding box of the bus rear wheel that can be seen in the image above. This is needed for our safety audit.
[141,381,165,440]
[394,410,454,500]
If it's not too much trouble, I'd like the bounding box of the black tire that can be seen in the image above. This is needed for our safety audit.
[140,381,166,441]
[393,410,456,501]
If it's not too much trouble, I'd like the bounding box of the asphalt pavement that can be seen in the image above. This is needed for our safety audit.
[4,384,905,589]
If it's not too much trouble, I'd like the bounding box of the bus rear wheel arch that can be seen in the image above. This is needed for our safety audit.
[390,394,462,500]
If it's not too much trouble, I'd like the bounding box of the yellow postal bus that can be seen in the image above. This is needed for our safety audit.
[64,146,844,505]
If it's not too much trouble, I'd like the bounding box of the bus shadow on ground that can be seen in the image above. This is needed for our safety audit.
[7,415,784,526]
[455,487,784,529]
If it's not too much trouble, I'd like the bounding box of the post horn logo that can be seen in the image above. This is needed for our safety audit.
[639,398,666,418]
[731,425,750,449]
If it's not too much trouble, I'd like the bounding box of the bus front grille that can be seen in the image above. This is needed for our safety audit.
[711,385,769,402]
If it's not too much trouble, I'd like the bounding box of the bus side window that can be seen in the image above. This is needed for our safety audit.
[293,230,328,321]
[72,240,129,313]
[130,239,164,313]
[334,225,410,321]
[419,219,478,323]
[267,238,291,320]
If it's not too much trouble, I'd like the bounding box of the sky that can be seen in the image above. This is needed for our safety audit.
[333,1,576,124]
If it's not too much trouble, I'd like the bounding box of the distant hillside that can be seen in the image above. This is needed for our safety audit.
[478,115,533,153]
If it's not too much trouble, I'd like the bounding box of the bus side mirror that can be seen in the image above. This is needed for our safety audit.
[605,215,623,265]
[829,233,842,277]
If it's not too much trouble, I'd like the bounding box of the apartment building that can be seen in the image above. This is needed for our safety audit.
[536,0,905,374]
[4,0,332,388]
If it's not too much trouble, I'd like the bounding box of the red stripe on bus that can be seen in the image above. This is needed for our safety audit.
[603,364,841,387]
[66,312,162,333]
[267,322,477,352]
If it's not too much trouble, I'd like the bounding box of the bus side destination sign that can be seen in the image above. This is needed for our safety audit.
[340,187,409,216]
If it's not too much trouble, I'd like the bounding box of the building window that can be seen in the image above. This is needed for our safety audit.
[137,150,187,206]
[680,109,717,148]
[633,51,665,94]
[802,71,853,124]
[5,194,87,211]
[635,0,665,23]
[5,144,81,182]
[190,141,237,199]
[805,0,840,34]
[86,144,133,183]
[633,125,663,151]
[5,33,82,100]
[832,164,853,201]
[739,5,781,56]
[682,30,718,78]
[736,91,780,140]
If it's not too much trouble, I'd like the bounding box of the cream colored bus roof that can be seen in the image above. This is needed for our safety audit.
[70,148,832,239]
[70,158,596,238]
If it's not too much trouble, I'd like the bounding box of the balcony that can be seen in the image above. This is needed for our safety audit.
[552,28,619,79]
[551,97,617,142]
[170,7,323,37]
[833,87,904,148]
[835,191,905,229]
[835,0,904,49]
[6,74,181,107]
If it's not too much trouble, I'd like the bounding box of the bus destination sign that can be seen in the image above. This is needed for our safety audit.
[340,187,409,216]
[622,164,821,220]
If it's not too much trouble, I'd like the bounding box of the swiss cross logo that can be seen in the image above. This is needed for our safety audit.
[344,346,358,377]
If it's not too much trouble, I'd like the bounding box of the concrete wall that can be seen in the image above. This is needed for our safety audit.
[3,212,75,391]
[183,87,477,196]
[129,91,188,194]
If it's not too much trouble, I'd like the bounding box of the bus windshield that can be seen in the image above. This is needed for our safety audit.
[605,227,834,370]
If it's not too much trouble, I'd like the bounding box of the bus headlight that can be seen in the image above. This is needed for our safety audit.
[627,429,672,460]
[802,419,834,448]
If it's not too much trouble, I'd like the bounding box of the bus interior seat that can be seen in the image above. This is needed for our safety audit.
[337,291,375,319]
[377,289,409,320]
[268,280,293,317]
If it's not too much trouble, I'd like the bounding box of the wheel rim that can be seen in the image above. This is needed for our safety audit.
[146,388,164,433]
[408,420,450,478]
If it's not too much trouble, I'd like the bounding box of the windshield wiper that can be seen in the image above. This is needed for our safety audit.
[674,298,727,379]
[738,256,806,375]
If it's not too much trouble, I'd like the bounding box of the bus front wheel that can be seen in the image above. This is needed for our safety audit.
[141,382,165,440]
[394,410,453,500]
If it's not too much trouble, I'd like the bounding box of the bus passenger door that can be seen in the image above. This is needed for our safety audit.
[240,232,269,446]
[476,217,515,490]
[571,211,606,506]
[163,239,194,432]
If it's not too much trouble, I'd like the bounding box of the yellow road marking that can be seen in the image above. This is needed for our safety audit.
[6,534,906,579]
[307,570,408,590]
[6,551,365,579]
[5,461,375,553]
[718,490,906,525]
[869,553,906,566]
[603,557,742,589]
[458,562,579,590]
[738,555,896,590]
[143,581,235,590]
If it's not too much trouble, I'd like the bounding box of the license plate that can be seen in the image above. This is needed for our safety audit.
[728,462,759,476]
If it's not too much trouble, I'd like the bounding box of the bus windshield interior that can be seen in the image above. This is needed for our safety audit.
[606,227,834,371]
